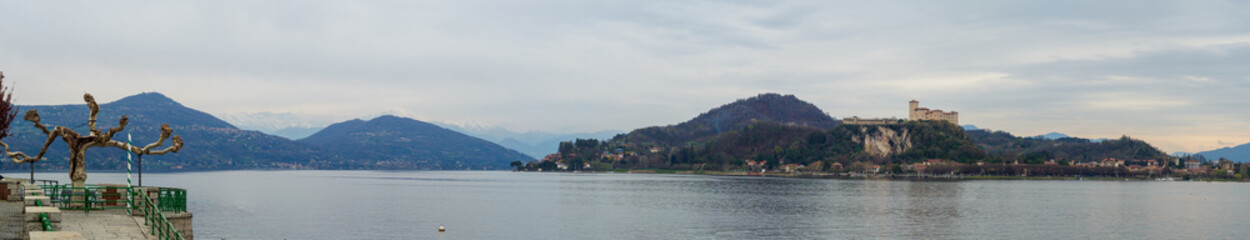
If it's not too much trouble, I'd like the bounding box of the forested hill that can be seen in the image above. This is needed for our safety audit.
[551,120,982,171]
[612,93,838,146]
[542,93,984,171]
[542,93,1175,172]
[0,93,530,171]
[966,129,1169,164]
[299,115,534,170]
[2,92,325,171]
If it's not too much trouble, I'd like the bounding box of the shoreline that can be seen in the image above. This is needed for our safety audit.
[7,169,1244,182]
[576,169,1250,182]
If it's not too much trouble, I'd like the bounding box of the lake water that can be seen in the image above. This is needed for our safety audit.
[4,170,1249,239]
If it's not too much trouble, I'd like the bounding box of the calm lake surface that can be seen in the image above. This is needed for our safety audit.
[5,170,1249,239]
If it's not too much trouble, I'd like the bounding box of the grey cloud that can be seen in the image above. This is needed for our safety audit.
[3,1,1250,152]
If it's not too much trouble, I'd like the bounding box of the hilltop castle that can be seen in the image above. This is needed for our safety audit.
[909,100,958,125]
[842,100,959,125]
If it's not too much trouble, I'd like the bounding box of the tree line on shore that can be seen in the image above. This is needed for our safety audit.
[519,121,1244,180]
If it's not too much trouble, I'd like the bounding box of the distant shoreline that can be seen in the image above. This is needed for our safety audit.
[541,169,1250,182]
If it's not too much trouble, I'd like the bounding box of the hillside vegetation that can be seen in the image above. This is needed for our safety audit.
[1,93,530,171]
[538,93,1175,173]
[967,129,1169,164]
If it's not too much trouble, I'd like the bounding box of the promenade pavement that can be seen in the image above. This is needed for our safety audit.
[56,210,150,240]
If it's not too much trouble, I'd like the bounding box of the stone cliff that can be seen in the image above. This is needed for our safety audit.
[852,126,913,157]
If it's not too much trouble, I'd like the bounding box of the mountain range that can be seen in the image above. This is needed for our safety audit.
[1035,132,1071,140]
[300,115,532,170]
[1197,142,1250,163]
[0,92,531,171]
[217,112,326,140]
[219,111,620,159]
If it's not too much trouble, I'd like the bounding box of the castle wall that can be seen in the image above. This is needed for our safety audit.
[843,117,900,125]
[908,101,958,125]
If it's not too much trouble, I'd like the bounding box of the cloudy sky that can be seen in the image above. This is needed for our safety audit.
[2,1,1248,153]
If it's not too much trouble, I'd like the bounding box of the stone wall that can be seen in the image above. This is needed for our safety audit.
[133,187,194,240]
[167,212,193,240]
[842,117,901,125]
[908,100,959,125]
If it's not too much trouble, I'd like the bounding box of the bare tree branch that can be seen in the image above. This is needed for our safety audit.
[0,142,38,164]
[28,126,73,163]
[101,115,128,142]
[85,93,99,135]
[0,91,186,187]
[24,110,50,135]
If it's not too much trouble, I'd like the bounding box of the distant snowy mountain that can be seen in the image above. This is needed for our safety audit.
[435,122,620,159]
[961,125,979,131]
[218,112,327,139]
[273,126,324,140]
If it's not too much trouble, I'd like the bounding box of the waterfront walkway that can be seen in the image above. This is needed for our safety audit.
[3,179,166,240]
[54,210,150,240]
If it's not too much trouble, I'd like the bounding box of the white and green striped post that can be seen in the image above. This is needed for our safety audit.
[126,133,134,215]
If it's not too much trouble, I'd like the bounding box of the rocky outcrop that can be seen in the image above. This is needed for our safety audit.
[852,126,913,157]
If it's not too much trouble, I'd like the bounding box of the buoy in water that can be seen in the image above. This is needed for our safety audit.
[439,225,446,232]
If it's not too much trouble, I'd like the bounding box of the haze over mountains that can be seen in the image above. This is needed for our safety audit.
[218,112,325,140]
[0,92,530,171]
[432,123,621,159]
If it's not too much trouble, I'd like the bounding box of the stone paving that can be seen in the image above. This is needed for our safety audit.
[0,200,23,240]
[57,210,150,240]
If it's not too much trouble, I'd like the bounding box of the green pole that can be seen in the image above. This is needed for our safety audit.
[127,133,134,215]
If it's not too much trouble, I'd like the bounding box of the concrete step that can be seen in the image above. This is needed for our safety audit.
[23,207,60,223]
[24,196,51,206]
[29,231,83,240]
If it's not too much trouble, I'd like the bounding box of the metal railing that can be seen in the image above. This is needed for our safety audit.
[39,185,132,213]
[138,190,185,240]
[36,185,188,213]
[155,188,187,213]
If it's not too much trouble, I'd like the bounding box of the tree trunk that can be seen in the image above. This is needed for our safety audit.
[70,149,86,188]
[69,149,87,208]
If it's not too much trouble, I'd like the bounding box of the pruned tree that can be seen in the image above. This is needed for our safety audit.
[0,72,184,187]
[0,71,27,162]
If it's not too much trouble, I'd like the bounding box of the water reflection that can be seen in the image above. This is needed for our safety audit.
[6,171,1249,239]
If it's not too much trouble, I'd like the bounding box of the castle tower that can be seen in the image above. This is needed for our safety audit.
[907,100,959,125]
[908,100,919,121]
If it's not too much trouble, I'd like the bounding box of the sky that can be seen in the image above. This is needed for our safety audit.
[1,1,1248,153]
